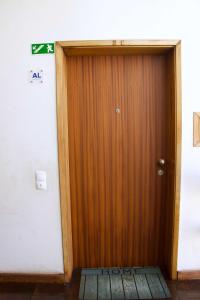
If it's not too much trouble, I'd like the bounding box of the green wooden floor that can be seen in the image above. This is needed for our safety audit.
[79,267,171,299]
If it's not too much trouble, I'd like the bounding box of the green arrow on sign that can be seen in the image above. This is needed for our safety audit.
[32,43,55,54]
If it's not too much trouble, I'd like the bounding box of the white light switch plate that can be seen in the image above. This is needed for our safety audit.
[35,170,47,190]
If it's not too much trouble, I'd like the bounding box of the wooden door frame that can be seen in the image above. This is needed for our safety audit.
[55,40,182,282]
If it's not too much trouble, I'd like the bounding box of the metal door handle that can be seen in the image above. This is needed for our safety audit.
[157,158,165,176]
[158,159,165,167]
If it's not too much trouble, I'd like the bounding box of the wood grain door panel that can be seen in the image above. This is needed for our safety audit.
[67,55,168,268]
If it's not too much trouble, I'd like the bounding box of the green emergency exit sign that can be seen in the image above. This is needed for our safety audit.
[32,43,54,54]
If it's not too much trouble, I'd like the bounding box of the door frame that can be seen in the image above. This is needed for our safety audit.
[55,40,182,282]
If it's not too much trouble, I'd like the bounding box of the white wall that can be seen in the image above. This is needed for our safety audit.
[0,0,200,273]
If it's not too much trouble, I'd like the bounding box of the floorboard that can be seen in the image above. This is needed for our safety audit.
[0,270,200,300]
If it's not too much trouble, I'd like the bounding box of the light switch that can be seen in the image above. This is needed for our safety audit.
[35,170,47,190]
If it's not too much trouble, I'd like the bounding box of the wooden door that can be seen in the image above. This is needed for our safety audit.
[67,55,168,268]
